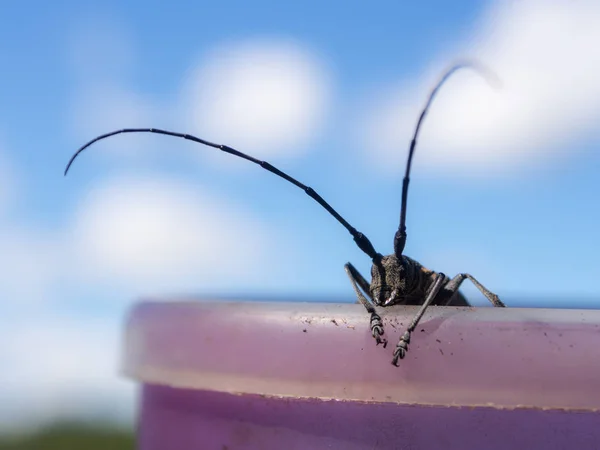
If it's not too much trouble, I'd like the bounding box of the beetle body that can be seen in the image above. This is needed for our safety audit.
[370,255,468,307]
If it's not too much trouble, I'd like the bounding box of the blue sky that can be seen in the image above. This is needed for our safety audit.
[1,0,600,432]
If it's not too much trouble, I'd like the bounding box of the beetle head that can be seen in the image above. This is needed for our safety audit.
[370,254,408,305]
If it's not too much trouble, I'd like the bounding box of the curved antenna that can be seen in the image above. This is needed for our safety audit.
[65,128,381,260]
[393,62,500,258]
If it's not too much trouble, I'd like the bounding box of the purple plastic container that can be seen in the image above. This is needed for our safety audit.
[122,300,600,449]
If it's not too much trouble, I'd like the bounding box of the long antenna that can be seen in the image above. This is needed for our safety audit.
[65,128,381,260]
[393,62,500,258]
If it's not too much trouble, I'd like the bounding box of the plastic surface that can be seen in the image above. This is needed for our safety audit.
[138,384,599,450]
[123,300,600,449]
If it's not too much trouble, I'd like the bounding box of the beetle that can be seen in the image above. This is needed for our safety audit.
[64,61,505,366]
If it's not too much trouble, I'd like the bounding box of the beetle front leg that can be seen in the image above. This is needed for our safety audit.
[344,263,387,348]
[392,273,446,365]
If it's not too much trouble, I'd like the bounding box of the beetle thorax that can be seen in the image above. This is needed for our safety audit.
[370,254,423,306]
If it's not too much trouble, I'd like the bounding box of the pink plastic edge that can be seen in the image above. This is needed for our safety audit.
[121,299,600,411]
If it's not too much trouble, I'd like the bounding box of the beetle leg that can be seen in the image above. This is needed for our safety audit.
[344,263,387,348]
[392,273,446,365]
[443,273,505,307]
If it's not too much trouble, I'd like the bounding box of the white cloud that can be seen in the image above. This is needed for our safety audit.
[0,226,64,309]
[0,317,135,433]
[0,163,280,431]
[0,174,278,432]
[0,133,132,435]
[67,35,332,170]
[183,38,332,161]
[69,174,273,293]
[0,146,59,309]
[363,0,600,176]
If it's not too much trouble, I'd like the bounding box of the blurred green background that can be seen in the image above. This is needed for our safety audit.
[0,424,134,450]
